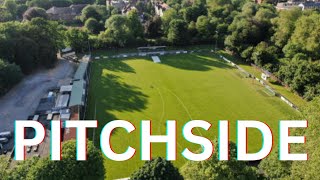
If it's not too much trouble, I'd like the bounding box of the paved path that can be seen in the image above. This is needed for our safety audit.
[0,60,76,132]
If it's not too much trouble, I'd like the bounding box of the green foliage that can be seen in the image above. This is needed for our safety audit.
[251,41,278,69]
[181,142,260,179]
[64,28,89,52]
[271,8,302,49]
[2,140,105,180]
[283,13,320,59]
[0,8,14,22]
[51,0,72,7]
[290,97,320,179]
[261,97,320,179]
[278,54,320,98]
[16,4,28,19]
[127,9,143,38]
[5,157,40,180]
[81,5,109,23]
[3,0,17,16]
[0,18,62,74]
[100,14,137,47]
[167,19,189,45]
[144,15,162,38]
[26,0,52,9]
[71,0,95,4]
[85,17,103,34]
[130,157,183,180]
[259,149,292,179]
[196,15,215,41]
[0,59,23,95]
[161,9,181,35]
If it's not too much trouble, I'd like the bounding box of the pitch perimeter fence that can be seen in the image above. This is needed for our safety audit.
[219,55,299,111]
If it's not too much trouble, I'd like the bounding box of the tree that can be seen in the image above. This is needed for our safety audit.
[259,149,292,179]
[0,8,14,22]
[283,13,320,60]
[100,15,133,47]
[127,9,143,38]
[23,7,48,21]
[0,156,9,178]
[85,17,103,34]
[11,37,39,73]
[81,5,101,22]
[0,59,23,96]
[24,18,63,68]
[260,96,320,180]
[3,0,17,17]
[144,15,162,38]
[3,140,105,179]
[290,97,320,179]
[26,0,52,10]
[81,5,109,23]
[181,142,260,179]
[277,54,320,97]
[167,19,189,45]
[196,15,214,41]
[5,157,40,180]
[130,157,183,180]
[64,28,89,53]
[26,140,105,180]
[51,0,72,7]
[16,4,28,19]
[161,8,180,35]
[271,8,301,49]
[251,41,278,71]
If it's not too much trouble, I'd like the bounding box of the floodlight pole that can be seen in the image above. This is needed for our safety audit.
[215,30,219,52]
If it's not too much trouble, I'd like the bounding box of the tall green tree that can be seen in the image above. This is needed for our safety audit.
[85,17,103,34]
[64,28,89,53]
[167,19,189,45]
[131,157,183,180]
[100,15,133,47]
[127,9,143,38]
[0,59,23,95]
[283,13,320,59]
[181,142,260,179]
[3,0,17,17]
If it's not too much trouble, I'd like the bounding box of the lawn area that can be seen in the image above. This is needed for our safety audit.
[218,51,307,108]
[86,53,299,180]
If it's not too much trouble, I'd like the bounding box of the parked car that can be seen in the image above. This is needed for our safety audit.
[26,146,32,153]
[0,131,12,139]
[0,138,8,144]
[33,145,39,152]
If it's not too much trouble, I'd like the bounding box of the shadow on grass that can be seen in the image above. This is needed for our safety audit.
[88,66,148,146]
[97,59,136,73]
[161,54,232,71]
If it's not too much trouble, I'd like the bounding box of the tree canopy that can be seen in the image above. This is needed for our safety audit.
[131,157,183,180]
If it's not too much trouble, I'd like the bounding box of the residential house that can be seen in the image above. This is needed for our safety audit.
[155,2,170,17]
[46,4,87,21]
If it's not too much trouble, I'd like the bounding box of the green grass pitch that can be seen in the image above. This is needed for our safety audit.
[86,53,299,179]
